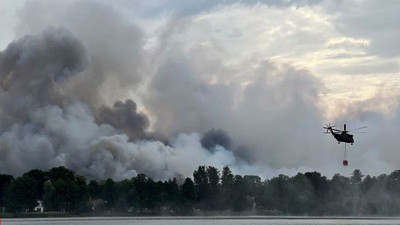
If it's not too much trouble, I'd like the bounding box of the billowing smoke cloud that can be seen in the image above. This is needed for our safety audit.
[0,27,90,174]
[145,43,330,170]
[0,27,87,108]
[0,27,254,180]
[201,129,231,151]
[13,0,146,108]
[4,0,400,181]
[0,27,87,128]
[97,99,149,140]
[0,0,333,180]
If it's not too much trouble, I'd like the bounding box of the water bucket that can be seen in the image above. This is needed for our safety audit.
[343,160,348,166]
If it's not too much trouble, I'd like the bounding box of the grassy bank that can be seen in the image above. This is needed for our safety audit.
[0,209,285,218]
[0,212,69,218]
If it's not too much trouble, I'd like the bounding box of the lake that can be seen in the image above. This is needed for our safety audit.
[3,217,400,225]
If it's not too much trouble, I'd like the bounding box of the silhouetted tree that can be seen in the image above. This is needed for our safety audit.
[0,174,13,207]
[287,173,313,214]
[133,174,158,213]
[5,175,38,212]
[23,169,48,201]
[48,166,75,182]
[43,172,89,213]
[351,169,364,185]
[88,180,102,200]
[159,178,180,214]
[206,166,220,210]
[221,166,234,210]
[180,178,196,208]
[268,174,290,213]
[193,165,209,209]
[5,166,400,216]
[326,173,352,215]
[304,171,329,215]
[103,178,116,209]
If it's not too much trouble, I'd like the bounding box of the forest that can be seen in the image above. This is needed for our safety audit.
[1,165,400,216]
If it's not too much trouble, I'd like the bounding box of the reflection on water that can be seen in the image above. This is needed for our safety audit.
[3,217,400,225]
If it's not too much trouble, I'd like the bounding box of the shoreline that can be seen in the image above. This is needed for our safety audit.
[2,216,400,220]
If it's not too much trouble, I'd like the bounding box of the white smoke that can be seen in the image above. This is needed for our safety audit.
[0,26,269,180]
[2,0,399,181]
[0,1,331,180]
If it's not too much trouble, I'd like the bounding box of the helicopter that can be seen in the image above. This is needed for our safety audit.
[323,124,367,145]
[323,123,367,166]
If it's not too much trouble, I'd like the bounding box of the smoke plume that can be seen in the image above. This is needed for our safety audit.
[201,129,231,151]
[0,1,329,180]
[3,0,400,181]
[0,27,251,180]
[97,99,149,140]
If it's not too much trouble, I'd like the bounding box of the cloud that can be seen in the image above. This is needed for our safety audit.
[15,0,146,107]
[96,99,150,140]
[0,26,270,180]
[319,0,400,57]
[0,27,88,125]
[2,0,400,181]
[201,129,232,151]
[144,28,330,169]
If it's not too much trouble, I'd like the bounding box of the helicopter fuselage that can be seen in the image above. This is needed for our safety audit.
[332,131,354,144]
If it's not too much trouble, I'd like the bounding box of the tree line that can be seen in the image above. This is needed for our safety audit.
[1,166,400,215]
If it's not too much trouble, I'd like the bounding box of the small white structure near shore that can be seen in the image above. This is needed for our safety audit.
[34,200,44,212]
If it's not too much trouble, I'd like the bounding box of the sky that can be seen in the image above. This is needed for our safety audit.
[0,0,400,180]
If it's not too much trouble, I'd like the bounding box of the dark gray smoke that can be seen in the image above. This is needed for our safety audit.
[0,26,249,180]
[6,0,400,181]
[0,27,88,173]
[97,99,149,140]
[14,0,146,108]
[144,44,329,170]
[0,27,88,128]
[201,129,231,150]
[0,0,331,180]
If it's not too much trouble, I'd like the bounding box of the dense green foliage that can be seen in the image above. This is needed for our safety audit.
[2,166,400,215]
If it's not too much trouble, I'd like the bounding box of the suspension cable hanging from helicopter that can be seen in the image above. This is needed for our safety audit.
[343,143,348,166]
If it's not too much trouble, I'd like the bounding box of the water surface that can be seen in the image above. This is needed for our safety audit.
[3,217,400,225]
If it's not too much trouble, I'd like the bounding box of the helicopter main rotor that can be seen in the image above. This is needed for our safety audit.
[323,123,367,134]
